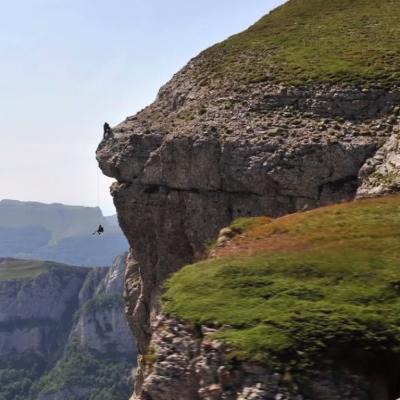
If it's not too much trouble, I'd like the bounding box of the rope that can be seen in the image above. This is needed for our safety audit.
[96,166,100,208]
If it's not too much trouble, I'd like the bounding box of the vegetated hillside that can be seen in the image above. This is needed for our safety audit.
[203,0,400,86]
[0,200,128,266]
[0,258,60,280]
[0,255,136,400]
[163,195,400,396]
[165,194,400,365]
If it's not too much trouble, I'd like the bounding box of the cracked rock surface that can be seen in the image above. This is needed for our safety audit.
[97,47,400,399]
[133,315,377,400]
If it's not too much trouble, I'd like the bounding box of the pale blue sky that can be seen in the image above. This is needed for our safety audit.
[0,0,284,215]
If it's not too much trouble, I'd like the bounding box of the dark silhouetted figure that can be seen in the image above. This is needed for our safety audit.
[93,224,104,235]
[103,122,112,139]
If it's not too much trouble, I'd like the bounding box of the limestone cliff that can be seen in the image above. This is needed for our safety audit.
[0,256,136,400]
[71,253,135,356]
[96,1,400,399]
[0,259,86,361]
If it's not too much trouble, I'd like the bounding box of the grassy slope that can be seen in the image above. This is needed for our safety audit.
[0,258,82,281]
[203,0,400,86]
[164,195,400,370]
[0,259,50,281]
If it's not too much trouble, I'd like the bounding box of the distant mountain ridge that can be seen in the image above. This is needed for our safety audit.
[0,200,128,266]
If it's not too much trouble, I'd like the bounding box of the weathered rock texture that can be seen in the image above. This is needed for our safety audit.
[137,315,391,400]
[72,253,136,355]
[96,4,400,396]
[357,132,400,198]
[97,49,400,398]
[0,261,86,361]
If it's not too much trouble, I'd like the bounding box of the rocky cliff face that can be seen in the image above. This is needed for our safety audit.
[96,2,400,399]
[0,260,86,362]
[136,316,387,400]
[71,253,135,355]
[357,133,400,198]
[97,72,400,400]
[0,256,136,400]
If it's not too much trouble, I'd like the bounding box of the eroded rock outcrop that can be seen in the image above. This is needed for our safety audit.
[72,253,136,355]
[97,72,400,400]
[0,260,86,360]
[96,2,400,399]
[137,315,386,400]
[357,131,400,198]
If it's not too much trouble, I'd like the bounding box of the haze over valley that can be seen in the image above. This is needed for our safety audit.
[0,199,127,267]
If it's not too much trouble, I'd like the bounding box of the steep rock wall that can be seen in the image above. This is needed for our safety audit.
[34,254,137,400]
[94,1,400,394]
[136,315,390,400]
[0,263,87,361]
[72,253,136,355]
[97,54,400,398]
[0,256,136,400]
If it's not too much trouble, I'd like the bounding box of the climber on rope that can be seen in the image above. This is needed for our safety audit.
[103,122,113,139]
[93,224,104,235]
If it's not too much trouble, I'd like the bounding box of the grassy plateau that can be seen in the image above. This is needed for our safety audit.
[0,258,82,281]
[164,195,400,371]
[0,259,50,281]
[202,0,400,86]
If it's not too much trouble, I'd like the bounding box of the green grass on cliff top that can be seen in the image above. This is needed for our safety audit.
[203,0,400,86]
[0,259,79,281]
[163,195,400,370]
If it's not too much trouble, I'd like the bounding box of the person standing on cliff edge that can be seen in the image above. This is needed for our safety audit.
[103,122,112,139]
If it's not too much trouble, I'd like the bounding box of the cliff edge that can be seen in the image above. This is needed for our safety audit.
[96,1,400,398]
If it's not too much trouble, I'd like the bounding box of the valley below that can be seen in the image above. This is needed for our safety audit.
[0,255,136,400]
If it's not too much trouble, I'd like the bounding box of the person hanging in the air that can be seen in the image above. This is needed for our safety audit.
[93,224,104,235]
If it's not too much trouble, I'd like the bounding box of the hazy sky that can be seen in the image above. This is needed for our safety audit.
[0,0,284,215]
